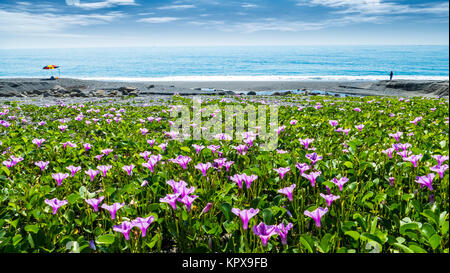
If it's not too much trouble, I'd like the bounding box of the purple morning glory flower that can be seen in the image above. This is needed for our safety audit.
[51,172,70,186]
[170,155,192,169]
[231,208,259,230]
[208,145,221,156]
[224,161,234,172]
[167,180,195,197]
[320,193,340,206]
[241,173,258,189]
[85,169,100,182]
[230,174,245,189]
[131,216,155,237]
[304,207,328,228]
[432,155,449,166]
[178,194,199,212]
[404,154,423,168]
[97,165,112,177]
[305,152,322,165]
[278,184,296,202]
[275,222,294,245]
[45,198,68,215]
[253,222,277,247]
[192,144,205,155]
[147,139,156,147]
[66,165,81,177]
[113,221,134,240]
[382,148,395,159]
[389,132,403,142]
[302,171,321,187]
[32,138,46,148]
[35,161,49,171]
[295,163,310,175]
[85,196,105,212]
[233,144,248,155]
[195,162,212,177]
[274,167,291,180]
[331,176,349,191]
[101,202,125,220]
[298,138,314,150]
[139,151,152,161]
[415,173,435,191]
[160,193,181,210]
[355,124,365,131]
[201,203,213,214]
[430,164,448,178]
[329,120,338,127]
[122,164,135,176]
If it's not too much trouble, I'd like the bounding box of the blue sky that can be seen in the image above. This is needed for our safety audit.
[0,0,448,48]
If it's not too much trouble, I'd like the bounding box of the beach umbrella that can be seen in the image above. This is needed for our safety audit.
[43,65,60,78]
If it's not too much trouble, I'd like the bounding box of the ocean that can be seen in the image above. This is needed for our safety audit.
[0,46,448,81]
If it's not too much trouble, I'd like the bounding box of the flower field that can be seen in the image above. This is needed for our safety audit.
[0,94,448,253]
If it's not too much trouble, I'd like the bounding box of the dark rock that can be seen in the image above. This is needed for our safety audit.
[148,85,155,89]
[247,91,257,95]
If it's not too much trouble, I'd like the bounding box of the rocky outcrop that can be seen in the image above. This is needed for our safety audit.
[370,80,449,97]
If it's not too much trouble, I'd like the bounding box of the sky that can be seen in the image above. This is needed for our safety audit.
[0,0,448,48]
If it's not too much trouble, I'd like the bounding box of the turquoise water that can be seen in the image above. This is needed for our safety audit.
[0,46,448,81]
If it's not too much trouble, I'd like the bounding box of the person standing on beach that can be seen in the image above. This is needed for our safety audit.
[389,71,393,81]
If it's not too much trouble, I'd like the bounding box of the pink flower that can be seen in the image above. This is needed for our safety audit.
[274,167,291,180]
[122,164,135,176]
[278,184,296,202]
[139,151,152,161]
[253,222,277,247]
[195,162,212,176]
[192,144,205,155]
[101,148,113,155]
[178,194,199,212]
[140,128,149,135]
[232,208,259,230]
[147,139,156,147]
[276,223,293,245]
[332,176,349,191]
[302,171,321,187]
[35,161,49,171]
[58,125,68,132]
[207,145,221,155]
[85,196,105,211]
[83,143,92,151]
[415,173,435,191]
[233,144,248,155]
[113,221,133,240]
[389,132,403,142]
[131,216,155,237]
[404,154,423,168]
[430,164,448,179]
[382,148,395,159]
[305,152,322,165]
[320,193,340,206]
[298,138,314,150]
[66,165,81,177]
[295,163,310,175]
[97,165,112,177]
[85,169,100,182]
[160,193,181,210]
[52,173,70,186]
[101,202,125,220]
[355,124,364,131]
[45,198,68,215]
[170,155,191,169]
[32,138,46,148]
[329,120,338,127]
[432,155,449,166]
[304,207,328,227]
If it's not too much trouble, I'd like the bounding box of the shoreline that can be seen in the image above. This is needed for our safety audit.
[0,77,448,101]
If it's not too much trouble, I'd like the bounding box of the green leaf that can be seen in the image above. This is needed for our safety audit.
[300,234,315,253]
[409,245,427,253]
[25,224,39,234]
[67,193,81,204]
[400,222,420,235]
[12,234,22,246]
[429,234,441,250]
[262,208,274,225]
[96,234,115,245]
[345,231,360,241]
[394,243,413,253]
[220,203,232,222]
[180,146,191,153]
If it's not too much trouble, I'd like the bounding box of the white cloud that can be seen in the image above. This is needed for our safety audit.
[297,0,449,16]
[156,4,196,10]
[137,17,182,23]
[0,9,124,33]
[66,0,137,10]
[241,3,258,8]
